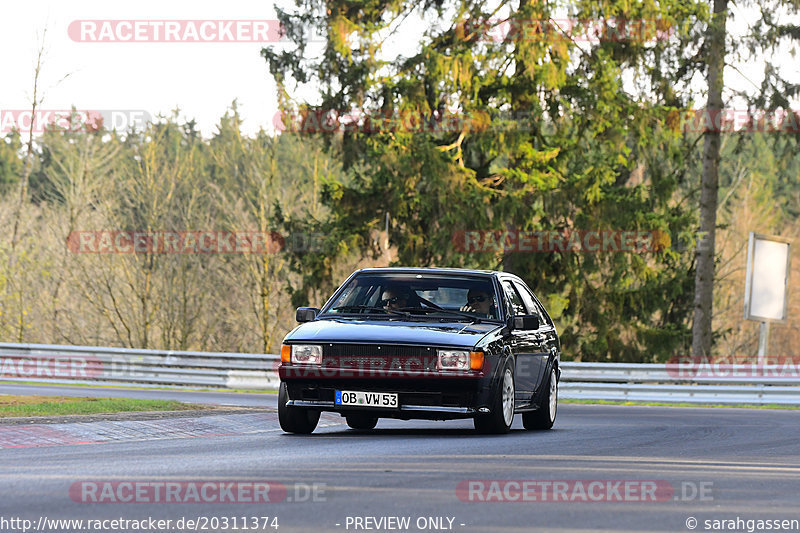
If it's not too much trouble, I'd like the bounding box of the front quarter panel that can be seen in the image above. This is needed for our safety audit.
[473,329,513,410]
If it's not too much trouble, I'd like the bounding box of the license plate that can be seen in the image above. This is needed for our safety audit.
[335,390,398,408]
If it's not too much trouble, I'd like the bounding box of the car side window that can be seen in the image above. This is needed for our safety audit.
[501,281,527,317]
[519,284,554,327]
[513,281,540,318]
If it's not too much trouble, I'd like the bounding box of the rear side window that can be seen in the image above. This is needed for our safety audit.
[514,281,540,318]
[516,282,553,327]
[501,281,526,316]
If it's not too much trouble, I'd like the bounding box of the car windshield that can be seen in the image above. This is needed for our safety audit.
[322,273,502,321]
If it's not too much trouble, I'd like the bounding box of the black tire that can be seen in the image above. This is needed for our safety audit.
[345,414,378,430]
[474,360,515,434]
[278,382,320,434]
[522,367,558,430]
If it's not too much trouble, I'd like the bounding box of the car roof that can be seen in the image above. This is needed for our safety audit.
[354,267,525,282]
[355,266,496,275]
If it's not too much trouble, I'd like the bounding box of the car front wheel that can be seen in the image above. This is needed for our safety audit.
[345,414,378,430]
[522,367,558,430]
[278,382,320,434]
[474,361,515,434]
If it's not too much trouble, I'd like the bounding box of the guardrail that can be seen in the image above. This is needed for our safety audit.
[558,362,800,405]
[0,342,280,390]
[1,343,799,404]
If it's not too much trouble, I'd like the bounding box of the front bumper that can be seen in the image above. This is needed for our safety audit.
[287,399,477,415]
[281,375,491,420]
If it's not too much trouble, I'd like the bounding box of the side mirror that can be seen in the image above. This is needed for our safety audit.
[296,307,320,323]
[513,314,540,330]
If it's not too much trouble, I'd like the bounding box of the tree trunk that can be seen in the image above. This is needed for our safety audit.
[692,0,728,358]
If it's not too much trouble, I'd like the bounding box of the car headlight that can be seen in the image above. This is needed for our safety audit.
[437,349,470,370]
[291,344,322,365]
[437,350,484,370]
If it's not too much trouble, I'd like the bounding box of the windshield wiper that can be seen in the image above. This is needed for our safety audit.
[327,305,412,318]
[397,307,484,323]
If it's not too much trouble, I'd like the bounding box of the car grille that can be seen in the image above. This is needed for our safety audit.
[322,344,438,372]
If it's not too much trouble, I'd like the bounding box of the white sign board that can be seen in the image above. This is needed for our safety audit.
[744,233,791,322]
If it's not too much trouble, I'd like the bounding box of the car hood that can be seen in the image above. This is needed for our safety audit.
[284,318,502,349]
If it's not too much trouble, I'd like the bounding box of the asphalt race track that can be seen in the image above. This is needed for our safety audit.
[1,384,800,533]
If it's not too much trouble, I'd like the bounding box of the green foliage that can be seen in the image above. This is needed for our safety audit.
[264,0,708,361]
[0,132,23,195]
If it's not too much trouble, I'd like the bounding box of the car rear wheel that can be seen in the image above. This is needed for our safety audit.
[522,367,558,430]
[278,382,320,434]
[345,414,378,430]
[474,361,514,434]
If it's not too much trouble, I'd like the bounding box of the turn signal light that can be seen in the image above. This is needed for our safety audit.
[280,344,291,363]
[470,351,484,371]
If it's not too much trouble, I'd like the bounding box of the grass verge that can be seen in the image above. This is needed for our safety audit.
[0,380,278,394]
[0,394,201,418]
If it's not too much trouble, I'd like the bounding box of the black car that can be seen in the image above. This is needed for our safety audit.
[278,267,560,434]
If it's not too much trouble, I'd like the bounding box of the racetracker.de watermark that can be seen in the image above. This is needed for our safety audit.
[0,355,102,379]
[68,20,285,43]
[68,231,283,254]
[66,231,328,254]
[273,109,493,134]
[458,18,675,43]
[0,110,152,134]
[277,360,483,379]
[70,481,326,503]
[666,356,800,379]
[669,109,800,133]
[452,230,674,253]
[457,480,713,502]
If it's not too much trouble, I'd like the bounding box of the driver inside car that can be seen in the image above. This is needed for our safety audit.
[460,289,495,317]
[380,287,413,310]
